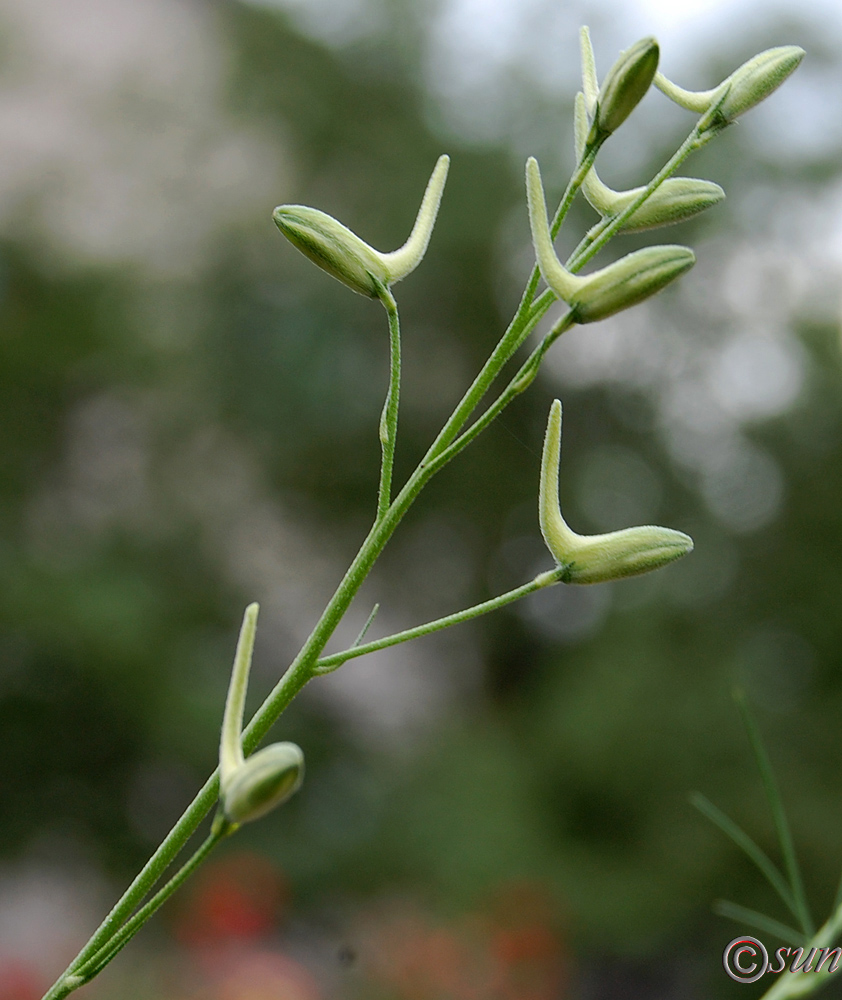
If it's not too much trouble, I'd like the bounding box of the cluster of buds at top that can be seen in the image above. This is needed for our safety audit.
[526,157,695,323]
[218,604,304,828]
[273,155,449,298]
[654,45,804,127]
[539,401,693,583]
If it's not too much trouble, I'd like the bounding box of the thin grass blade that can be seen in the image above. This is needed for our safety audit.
[734,689,814,938]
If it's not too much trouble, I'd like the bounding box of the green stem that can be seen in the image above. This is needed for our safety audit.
[50,827,229,998]
[315,569,562,674]
[38,109,692,1000]
[422,144,600,466]
[432,313,576,471]
[376,286,401,521]
[42,295,562,1000]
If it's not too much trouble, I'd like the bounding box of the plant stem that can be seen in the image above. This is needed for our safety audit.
[41,300,554,997]
[314,569,562,674]
[40,108,697,1000]
[432,313,576,472]
[48,827,229,998]
[376,286,401,521]
[422,144,600,466]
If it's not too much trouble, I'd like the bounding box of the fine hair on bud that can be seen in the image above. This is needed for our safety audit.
[571,245,695,322]
[590,36,659,144]
[718,46,805,123]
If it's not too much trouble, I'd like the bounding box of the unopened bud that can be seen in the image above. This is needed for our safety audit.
[718,46,804,123]
[274,155,449,298]
[221,742,304,825]
[589,37,659,144]
[539,400,693,584]
[273,206,389,297]
[610,178,725,231]
[571,245,695,322]
[526,157,695,322]
[654,45,804,125]
[218,604,304,828]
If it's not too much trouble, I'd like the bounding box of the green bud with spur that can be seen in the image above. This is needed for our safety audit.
[525,157,695,323]
[655,45,804,124]
[274,154,450,297]
[218,604,305,827]
[539,400,693,584]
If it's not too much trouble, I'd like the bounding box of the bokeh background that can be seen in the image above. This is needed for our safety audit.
[1,0,841,997]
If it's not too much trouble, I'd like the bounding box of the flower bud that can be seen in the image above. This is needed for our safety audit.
[589,37,659,144]
[570,244,695,322]
[218,604,304,828]
[574,93,724,231]
[718,46,804,123]
[273,206,389,297]
[539,400,693,584]
[609,178,725,231]
[274,155,449,298]
[526,157,695,323]
[654,45,804,123]
[221,742,304,825]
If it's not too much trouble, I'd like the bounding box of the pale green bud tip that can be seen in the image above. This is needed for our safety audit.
[718,46,804,123]
[273,205,388,297]
[571,244,695,323]
[221,742,305,825]
[539,400,693,584]
[591,36,659,142]
[563,525,694,584]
